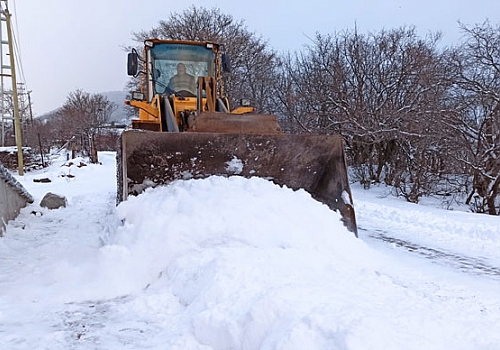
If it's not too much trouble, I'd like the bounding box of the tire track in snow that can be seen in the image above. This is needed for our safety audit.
[360,227,500,280]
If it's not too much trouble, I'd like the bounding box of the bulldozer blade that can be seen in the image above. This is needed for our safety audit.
[118,130,357,236]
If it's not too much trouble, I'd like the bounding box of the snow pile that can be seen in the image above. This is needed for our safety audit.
[102,176,380,348]
[108,176,367,290]
[0,151,499,349]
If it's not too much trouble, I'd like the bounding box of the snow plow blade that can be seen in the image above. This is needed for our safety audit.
[118,130,357,235]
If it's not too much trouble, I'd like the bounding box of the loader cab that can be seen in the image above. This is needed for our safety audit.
[128,40,222,102]
[126,39,235,132]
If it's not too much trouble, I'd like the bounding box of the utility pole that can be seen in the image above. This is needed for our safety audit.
[0,1,7,147]
[0,0,23,175]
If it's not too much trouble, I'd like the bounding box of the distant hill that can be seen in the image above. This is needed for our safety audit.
[101,91,130,124]
[36,91,132,124]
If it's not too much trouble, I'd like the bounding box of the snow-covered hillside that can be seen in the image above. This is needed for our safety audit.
[0,152,499,349]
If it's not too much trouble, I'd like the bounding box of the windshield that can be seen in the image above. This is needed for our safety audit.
[150,43,216,95]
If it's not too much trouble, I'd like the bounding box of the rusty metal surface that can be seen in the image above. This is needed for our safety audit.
[118,130,357,235]
[189,112,282,134]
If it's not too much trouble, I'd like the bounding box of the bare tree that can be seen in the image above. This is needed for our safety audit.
[130,6,278,113]
[278,28,453,202]
[446,21,500,214]
[55,90,117,163]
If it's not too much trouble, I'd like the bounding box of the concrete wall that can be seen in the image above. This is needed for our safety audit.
[0,162,33,235]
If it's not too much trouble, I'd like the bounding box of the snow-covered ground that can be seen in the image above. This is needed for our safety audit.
[1,151,499,350]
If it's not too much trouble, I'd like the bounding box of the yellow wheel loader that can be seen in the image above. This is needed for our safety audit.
[119,39,358,235]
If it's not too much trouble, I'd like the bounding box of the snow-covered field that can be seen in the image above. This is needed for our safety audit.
[1,151,499,350]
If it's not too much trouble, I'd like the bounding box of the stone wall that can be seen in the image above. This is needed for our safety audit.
[0,162,33,234]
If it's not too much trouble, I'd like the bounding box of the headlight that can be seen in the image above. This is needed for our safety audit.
[131,92,145,101]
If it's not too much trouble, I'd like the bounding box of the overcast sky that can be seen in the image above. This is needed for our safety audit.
[9,0,500,116]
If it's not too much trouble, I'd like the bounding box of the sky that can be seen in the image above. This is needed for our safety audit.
[0,151,499,348]
[7,0,500,116]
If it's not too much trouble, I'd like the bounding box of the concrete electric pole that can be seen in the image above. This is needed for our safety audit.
[0,0,24,175]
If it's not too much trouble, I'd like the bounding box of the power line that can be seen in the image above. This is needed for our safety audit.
[0,1,28,92]
[10,0,27,90]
